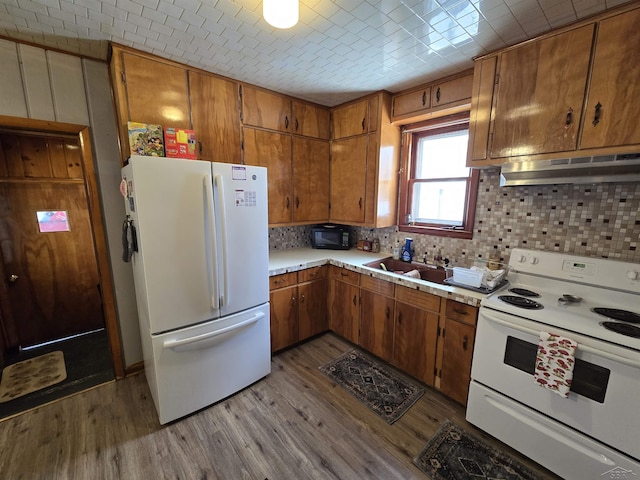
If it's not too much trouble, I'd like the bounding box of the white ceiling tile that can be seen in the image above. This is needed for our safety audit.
[0,0,632,105]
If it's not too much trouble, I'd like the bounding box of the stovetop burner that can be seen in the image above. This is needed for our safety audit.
[508,288,540,297]
[592,308,640,324]
[498,295,544,310]
[601,321,640,338]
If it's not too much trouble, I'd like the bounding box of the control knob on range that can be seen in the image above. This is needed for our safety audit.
[529,256,539,265]
[627,270,639,280]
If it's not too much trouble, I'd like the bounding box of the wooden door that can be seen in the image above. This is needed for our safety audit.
[269,285,298,352]
[330,136,367,224]
[292,137,329,223]
[431,74,473,110]
[580,8,640,149]
[292,101,330,139]
[332,99,368,139]
[241,85,291,133]
[189,72,241,163]
[298,278,328,341]
[0,133,104,348]
[467,56,498,166]
[328,279,359,344]
[393,302,439,386]
[359,289,394,362]
[490,25,594,158]
[243,128,292,225]
[440,318,475,405]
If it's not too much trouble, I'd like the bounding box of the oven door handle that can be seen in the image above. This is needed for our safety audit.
[482,309,640,369]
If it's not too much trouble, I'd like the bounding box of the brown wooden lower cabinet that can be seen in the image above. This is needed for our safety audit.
[273,266,478,406]
[359,288,395,362]
[328,266,360,344]
[393,301,439,386]
[269,266,328,352]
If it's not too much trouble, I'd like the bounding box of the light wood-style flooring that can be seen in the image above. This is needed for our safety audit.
[0,333,560,479]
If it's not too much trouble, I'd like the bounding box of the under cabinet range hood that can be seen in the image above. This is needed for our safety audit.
[499,152,640,186]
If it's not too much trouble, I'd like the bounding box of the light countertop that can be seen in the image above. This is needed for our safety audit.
[269,247,486,307]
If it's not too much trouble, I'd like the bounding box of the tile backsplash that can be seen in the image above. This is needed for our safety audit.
[269,168,640,265]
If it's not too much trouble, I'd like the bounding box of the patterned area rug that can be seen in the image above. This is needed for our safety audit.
[413,420,542,480]
[0,351,67,403]
[319,349,424,424]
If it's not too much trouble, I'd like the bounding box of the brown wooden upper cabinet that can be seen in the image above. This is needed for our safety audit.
[241,85,292,133]
[110,46,191,163]
[391,72,473,124]
[330,92,399,227]
[580,7,640,150]
[292,100,330,139]
[467,4,640,167]
[188,71,242,164]
[332,98,370,139]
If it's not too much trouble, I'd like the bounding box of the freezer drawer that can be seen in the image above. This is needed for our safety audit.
[148,303,271,424]
[466,382,640,480]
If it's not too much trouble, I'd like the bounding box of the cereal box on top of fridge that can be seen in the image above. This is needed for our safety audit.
[164,128,197,159]
[128,122,165,157]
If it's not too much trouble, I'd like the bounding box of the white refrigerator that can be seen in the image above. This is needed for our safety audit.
[121,155,271,424]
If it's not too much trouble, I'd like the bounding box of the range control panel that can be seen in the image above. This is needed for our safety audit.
[509,248,640,293]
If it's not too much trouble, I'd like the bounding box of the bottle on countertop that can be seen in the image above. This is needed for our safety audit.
[372,238,380,253]
[392,240,400,260]
[401,238,413,262]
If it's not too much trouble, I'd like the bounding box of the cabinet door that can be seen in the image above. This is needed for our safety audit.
[114,51,191,161]
[393,302,439,386]
[243,128,292,225]
[330,136,367,224]
[467,57,498,166]
[490,25,594,158]
[241,85,291,132]
[292,101,330,139]
[270,286,298,352]
[292,137,329,223]
[392,88,431,119]
[431,74,473,110]
[329,279,360,344]
[359,289,394,362]
[189,72,241,163]
[440,318,475,405]
[332,99,368,139]
[580,8,640,149]
[298,278,328,341]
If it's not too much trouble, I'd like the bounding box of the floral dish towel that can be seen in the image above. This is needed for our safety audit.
[534,332,578,398]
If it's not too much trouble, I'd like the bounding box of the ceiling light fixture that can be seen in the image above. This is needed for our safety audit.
[263,0,299,29]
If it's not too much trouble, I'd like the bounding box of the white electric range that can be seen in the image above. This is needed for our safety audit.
[466,248,640,480]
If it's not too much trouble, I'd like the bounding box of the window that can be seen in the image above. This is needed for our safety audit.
[398,113,479,239]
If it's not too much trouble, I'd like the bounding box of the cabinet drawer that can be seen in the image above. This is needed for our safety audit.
[329,266,360,286]
[360,275,394,297]
[298,265,328,283]
[445,300,477,326]
[392,87,431,118]
[269,272,297,290]
[395,286,441,313]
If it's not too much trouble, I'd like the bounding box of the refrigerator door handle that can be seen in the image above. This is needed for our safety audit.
[162,312,265,352]
[204,176,220,310]
[214,174,229,307]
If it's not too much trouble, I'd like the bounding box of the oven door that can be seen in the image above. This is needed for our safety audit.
[470,307,640,461]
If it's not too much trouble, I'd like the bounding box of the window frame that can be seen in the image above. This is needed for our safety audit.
[398,112,479,239]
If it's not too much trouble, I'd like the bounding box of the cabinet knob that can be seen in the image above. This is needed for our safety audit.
[361,118,365,131]
[285,116,289,129]
[565,107,573,128]
[295,118,299,131]
[593,102,602,126]
[463,335,468,351]
[358,197,362,209]
[352,295,357,306]
[198,140,203,154]
[436,86,441,103]
[385,306,390,319]
[295,197,299,209]
[453,308,468,316]
[421,91,426,106]
[285,197,290,208]
[300,293,305,303]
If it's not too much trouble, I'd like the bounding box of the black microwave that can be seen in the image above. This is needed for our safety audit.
[311,225,350,250]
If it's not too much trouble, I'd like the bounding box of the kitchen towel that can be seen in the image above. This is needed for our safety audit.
[534,332,577,398]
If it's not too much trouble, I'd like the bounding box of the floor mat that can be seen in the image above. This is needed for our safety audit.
[0,351,67,402]
[413,420,542,480]
[319,348,424,424]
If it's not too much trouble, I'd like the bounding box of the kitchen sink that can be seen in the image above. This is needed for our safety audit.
[363,257,448,285]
